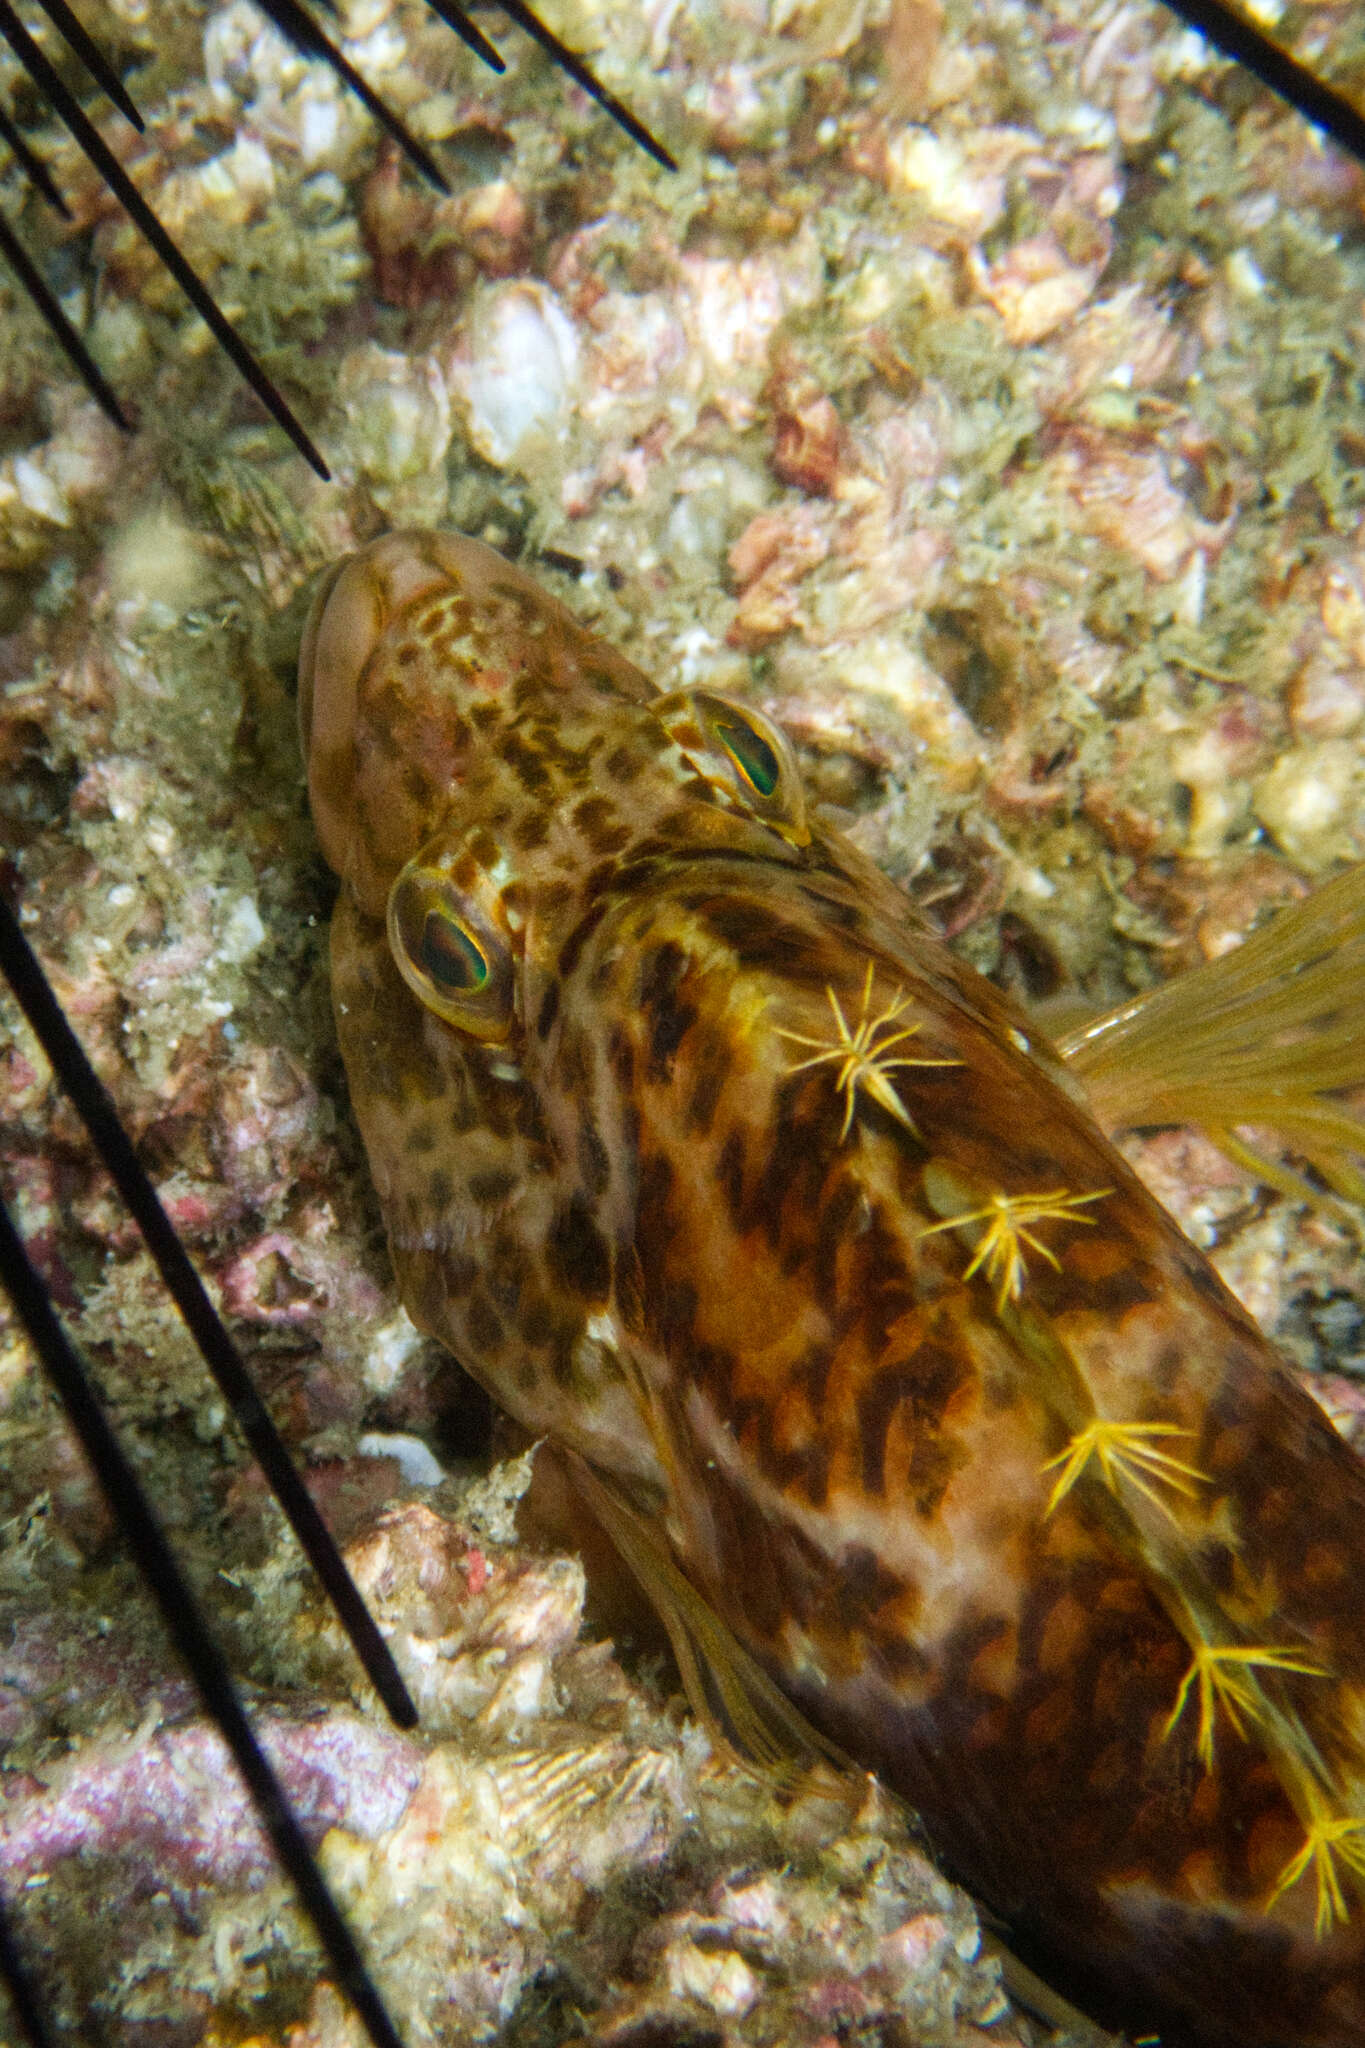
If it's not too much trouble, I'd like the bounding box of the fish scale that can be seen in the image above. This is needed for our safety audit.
[303,527,1365,2048]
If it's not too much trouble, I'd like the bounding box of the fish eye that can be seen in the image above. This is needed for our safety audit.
[419,910,489,994]
[655,689,809,845]
[707,701,780,797]
[387,864,513,1040]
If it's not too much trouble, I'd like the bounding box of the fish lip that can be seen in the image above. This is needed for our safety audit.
[299,532,474,882]
[299,532,465,763]
[297,553,352,766]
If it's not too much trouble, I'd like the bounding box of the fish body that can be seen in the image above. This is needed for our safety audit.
[302,530,1365,2047]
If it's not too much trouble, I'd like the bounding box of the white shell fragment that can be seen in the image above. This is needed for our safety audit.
[454,282,581,469]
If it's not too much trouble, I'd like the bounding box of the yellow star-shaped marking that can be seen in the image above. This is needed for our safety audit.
[776,963,959,1143]
[920,1187,1109,1310]
[1041,1417,1208,1523]
[1162,1640,1328,1771]
[1268,1799,1365,1939]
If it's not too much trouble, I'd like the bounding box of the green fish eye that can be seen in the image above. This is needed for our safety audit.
[420,910,489,994]
[709,706,780,798]
[387,857,514,1041]
[653,688,809,846]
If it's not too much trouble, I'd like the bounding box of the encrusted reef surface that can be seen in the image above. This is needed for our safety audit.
[1,0,1364,2040]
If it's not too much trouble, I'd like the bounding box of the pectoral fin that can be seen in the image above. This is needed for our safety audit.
[1059,865,1365,1212]
[570,1457,849,1781]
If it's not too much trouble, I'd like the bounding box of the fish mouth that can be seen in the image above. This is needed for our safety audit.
[298,532,477,880]
[296,551,352,770]
[298,531,463,772]
[300,528,668,890]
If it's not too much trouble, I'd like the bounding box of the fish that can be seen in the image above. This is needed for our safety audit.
[300,527,1365,2048]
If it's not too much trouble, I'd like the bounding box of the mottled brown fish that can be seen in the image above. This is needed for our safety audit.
[300,529,1365,2048]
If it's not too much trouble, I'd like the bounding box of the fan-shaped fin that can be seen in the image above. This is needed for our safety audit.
[1059,866,1365,1211]
[570,1458,849,1781]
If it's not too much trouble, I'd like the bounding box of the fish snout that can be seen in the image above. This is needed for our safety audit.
[299,532,467,878]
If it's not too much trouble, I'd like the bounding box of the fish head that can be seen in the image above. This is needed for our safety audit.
[299,526,832,1040]
[298,529,852,1461]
